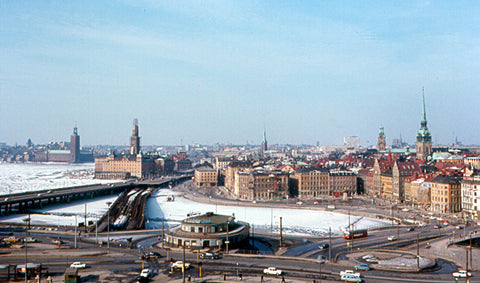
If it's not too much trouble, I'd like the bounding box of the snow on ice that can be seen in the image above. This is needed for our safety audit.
[0,163,116,195]
[145,189,389,237]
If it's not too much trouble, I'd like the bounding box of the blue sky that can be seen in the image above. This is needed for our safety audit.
[1,1,479,146]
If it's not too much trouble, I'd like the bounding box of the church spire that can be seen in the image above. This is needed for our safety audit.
[421,87,427,127]
[416,88,432,161]
[262,128,268,151]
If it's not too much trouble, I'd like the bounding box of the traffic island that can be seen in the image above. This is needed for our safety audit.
[342,250,436,272]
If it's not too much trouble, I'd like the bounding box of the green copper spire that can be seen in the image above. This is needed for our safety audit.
[417,90,431,143]
[421,88,427,127]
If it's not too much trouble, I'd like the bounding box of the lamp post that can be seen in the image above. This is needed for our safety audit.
[23,217,30,283]
[106,201,112,253]
[317,255,324,283]
[226,221,230,254]
[74,214,80,249]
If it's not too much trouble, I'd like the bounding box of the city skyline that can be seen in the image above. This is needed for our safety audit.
[1,1,479,146]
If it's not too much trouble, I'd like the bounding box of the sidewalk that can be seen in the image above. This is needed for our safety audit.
[423,236,479,271]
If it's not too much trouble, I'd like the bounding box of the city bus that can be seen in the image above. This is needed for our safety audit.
[16,263,42,278]
[343,229,368,239]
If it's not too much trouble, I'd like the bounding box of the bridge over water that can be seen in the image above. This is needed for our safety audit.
[0,175,192,216]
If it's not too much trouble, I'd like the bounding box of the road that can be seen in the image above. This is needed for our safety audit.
[1,231,478,283]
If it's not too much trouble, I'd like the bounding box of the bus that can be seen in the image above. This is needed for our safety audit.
[16,263,42,278]
[343,229,368,239]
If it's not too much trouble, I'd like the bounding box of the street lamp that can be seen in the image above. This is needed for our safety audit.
[23,217,30,283]
[317,255,325,283]
[106,201,112,253]
[226,221,230,254]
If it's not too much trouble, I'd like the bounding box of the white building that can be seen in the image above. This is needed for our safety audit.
[344,136,360,149]
[462,174,480,221]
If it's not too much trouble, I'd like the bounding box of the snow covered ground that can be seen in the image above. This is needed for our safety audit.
[0,194,119,226]
[0,162,120,226]
[0,162,116,196]
[145,189,389,237]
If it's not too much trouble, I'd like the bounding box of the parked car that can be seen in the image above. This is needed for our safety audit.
[387,235,398,241]
[171,261,190,270]
[340,270,360,277]
[140,269,152,278]
[318,242,329,250]
[341,274,362,282]
[452,270,471,278]
[70,262,86,269]
[354,263,370,271]
[200,252,220,259]
[263,267,283,276]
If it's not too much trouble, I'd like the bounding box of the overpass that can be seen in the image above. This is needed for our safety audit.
[0,175,192,216]
[449,231,480,248]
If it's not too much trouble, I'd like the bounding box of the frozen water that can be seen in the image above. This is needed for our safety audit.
[0,194,119,226]
[145,189,389,237]
[0,163,117,196]
[0,163,120,226]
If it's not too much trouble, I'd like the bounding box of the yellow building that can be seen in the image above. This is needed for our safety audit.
[194,166,218,187]
[431,175,462,213]
[94,153,155,179]
[225,160,252,193]
[381,171,393,199]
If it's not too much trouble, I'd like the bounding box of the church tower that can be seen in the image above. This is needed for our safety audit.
[130,118,141,155]
[70,125,80,163]
[416,92,432,161]
[262,129,268,151]
[377,126,386,152]
[260,129,268,157]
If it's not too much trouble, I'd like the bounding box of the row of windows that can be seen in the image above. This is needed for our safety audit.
[181,225,225,233]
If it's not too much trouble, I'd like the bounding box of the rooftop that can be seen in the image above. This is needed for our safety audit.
[182,212,234,226]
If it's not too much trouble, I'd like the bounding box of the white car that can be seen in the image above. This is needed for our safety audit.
[341,273,362,282]
[171,261,190,270]
[140,269,152,278]
[387,235,398,241]
[263,267,283,276]
[23,237,37,243]
[452,270,471,278]
[340,270,360,277]
[70,262,86,269]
